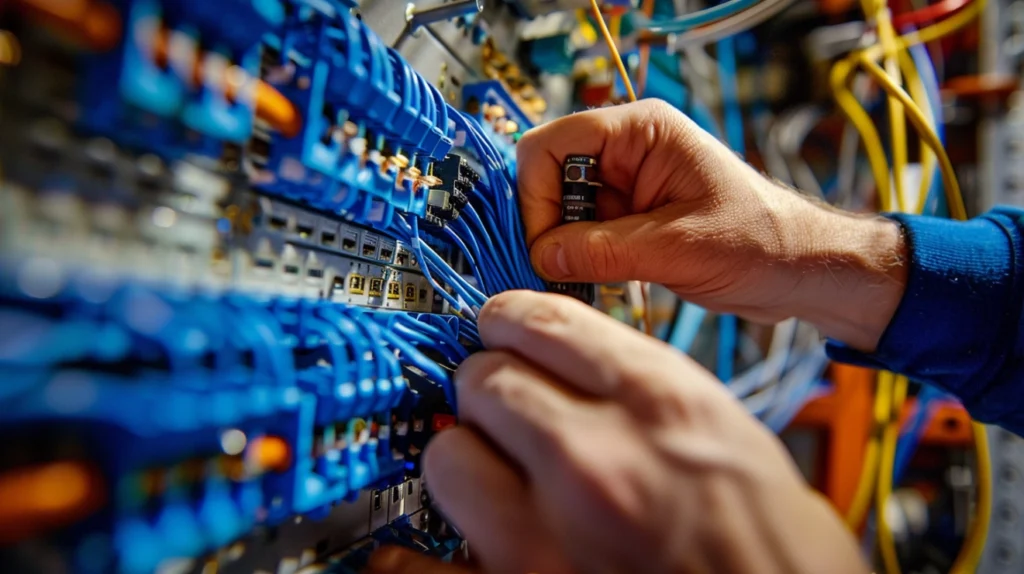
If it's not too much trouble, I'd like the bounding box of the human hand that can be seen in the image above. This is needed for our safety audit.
[366,291,866,574]
[516,100,906,351]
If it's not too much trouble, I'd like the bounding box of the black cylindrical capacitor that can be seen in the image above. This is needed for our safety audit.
[548,155,600,304]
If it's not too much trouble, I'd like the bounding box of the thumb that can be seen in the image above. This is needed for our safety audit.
[530,213,668,284]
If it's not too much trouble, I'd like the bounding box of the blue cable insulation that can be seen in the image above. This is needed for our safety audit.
[399,217,464,312]
[645,0,763,34]
[449,218,495,289]
[376,325,457,412]
[460,203,518,290]
[906,39,947,217]
[668,302,707,353]
[394,317,469,361]
[715,36,744,380]
[717,314,737,381]
[392,323,465,363]
[893,384,943,483]
[452,118,528,291]
[407,227,488,306]
[454,110,544,291]
[441,225,487,293]
[419,244,487,307]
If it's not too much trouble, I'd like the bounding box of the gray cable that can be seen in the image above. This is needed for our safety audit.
[667,0,797,50]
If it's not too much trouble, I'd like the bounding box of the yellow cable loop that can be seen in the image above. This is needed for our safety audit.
[897,0,989,49]
[830,59,892,211]
[951,423,992,573]
[876,7,908,213]
[856,54,967,220]
[877,374,909,574]
[846,371,895,528]
[832,3,989,571]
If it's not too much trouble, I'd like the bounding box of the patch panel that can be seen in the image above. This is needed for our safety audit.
[0,1,539,571]
[463,80,534,167]
[237,195,438,311]
[0,259,469,572]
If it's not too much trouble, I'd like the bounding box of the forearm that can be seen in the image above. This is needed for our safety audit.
[774,201,908,352]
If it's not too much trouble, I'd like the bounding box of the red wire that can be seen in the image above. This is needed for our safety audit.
[890,0,971,28]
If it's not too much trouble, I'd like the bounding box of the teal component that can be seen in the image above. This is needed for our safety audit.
[528,33,575,75]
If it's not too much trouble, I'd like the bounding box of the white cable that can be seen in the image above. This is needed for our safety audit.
[667,0,796,50]
[835,74,872,208]
[779,106,826,198]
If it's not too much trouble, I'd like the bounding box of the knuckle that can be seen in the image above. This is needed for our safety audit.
[455,350,516,394]
[642,97,674,114]
[563,447,653,533]
[640,98,678,129]
[582,228,629,279]
[478,290,518,324]
[517,293,573,339]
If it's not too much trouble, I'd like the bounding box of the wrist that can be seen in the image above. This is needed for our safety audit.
[775,200,907,351]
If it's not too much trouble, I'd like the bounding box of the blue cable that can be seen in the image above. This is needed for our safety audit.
[717,314,737,381]
[449,218,492,286]
[461,203,519,290]
[645,0,763,34]
[319,306,373,386]
[456,205,510,290]
[376,325,457,413]
[394,316,469,361]
[715,35,744,380]
[441,226,486,293]
[451,110,544,291]
[393,323,452,356]
[405,223,488,307]
[395,216,464,313]
[893,384,943,483]
[411,220,482,316]
[718,38,746,156]
[906,39,947,217]
[668,302,707,353]
[418,243,487,308]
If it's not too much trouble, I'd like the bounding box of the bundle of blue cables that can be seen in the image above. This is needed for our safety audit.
[387,108,544,320]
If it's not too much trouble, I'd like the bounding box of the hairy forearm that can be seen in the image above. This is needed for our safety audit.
[777,198,908,352]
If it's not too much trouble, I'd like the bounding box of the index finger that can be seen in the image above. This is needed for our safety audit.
[514,99,697,246]
[477,290,725,419]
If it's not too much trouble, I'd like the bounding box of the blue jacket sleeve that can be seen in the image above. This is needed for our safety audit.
[826,207,1024,435]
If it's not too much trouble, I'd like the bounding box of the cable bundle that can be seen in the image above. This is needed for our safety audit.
[387,108,545,319]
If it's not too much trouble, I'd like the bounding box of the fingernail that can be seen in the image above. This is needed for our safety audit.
[367,546,403,572]
[539,242,570,279]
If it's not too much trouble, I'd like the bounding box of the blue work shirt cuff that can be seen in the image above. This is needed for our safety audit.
[825,211,1020,410]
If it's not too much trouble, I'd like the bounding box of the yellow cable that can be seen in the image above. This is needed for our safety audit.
[837,0,984,212]
[832,5,989,570]
[845,430,882,528]
[588,0,637,102]
[846,371,894,528]
[856,54,967,220]
[876,7,908,213]
[897,50,938,211]
[951,422,992,573]
[830,59,892,211]
[857,0,987,63]
[898,0,987,49]
[877,374,909,574]
[588,0,653,336]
